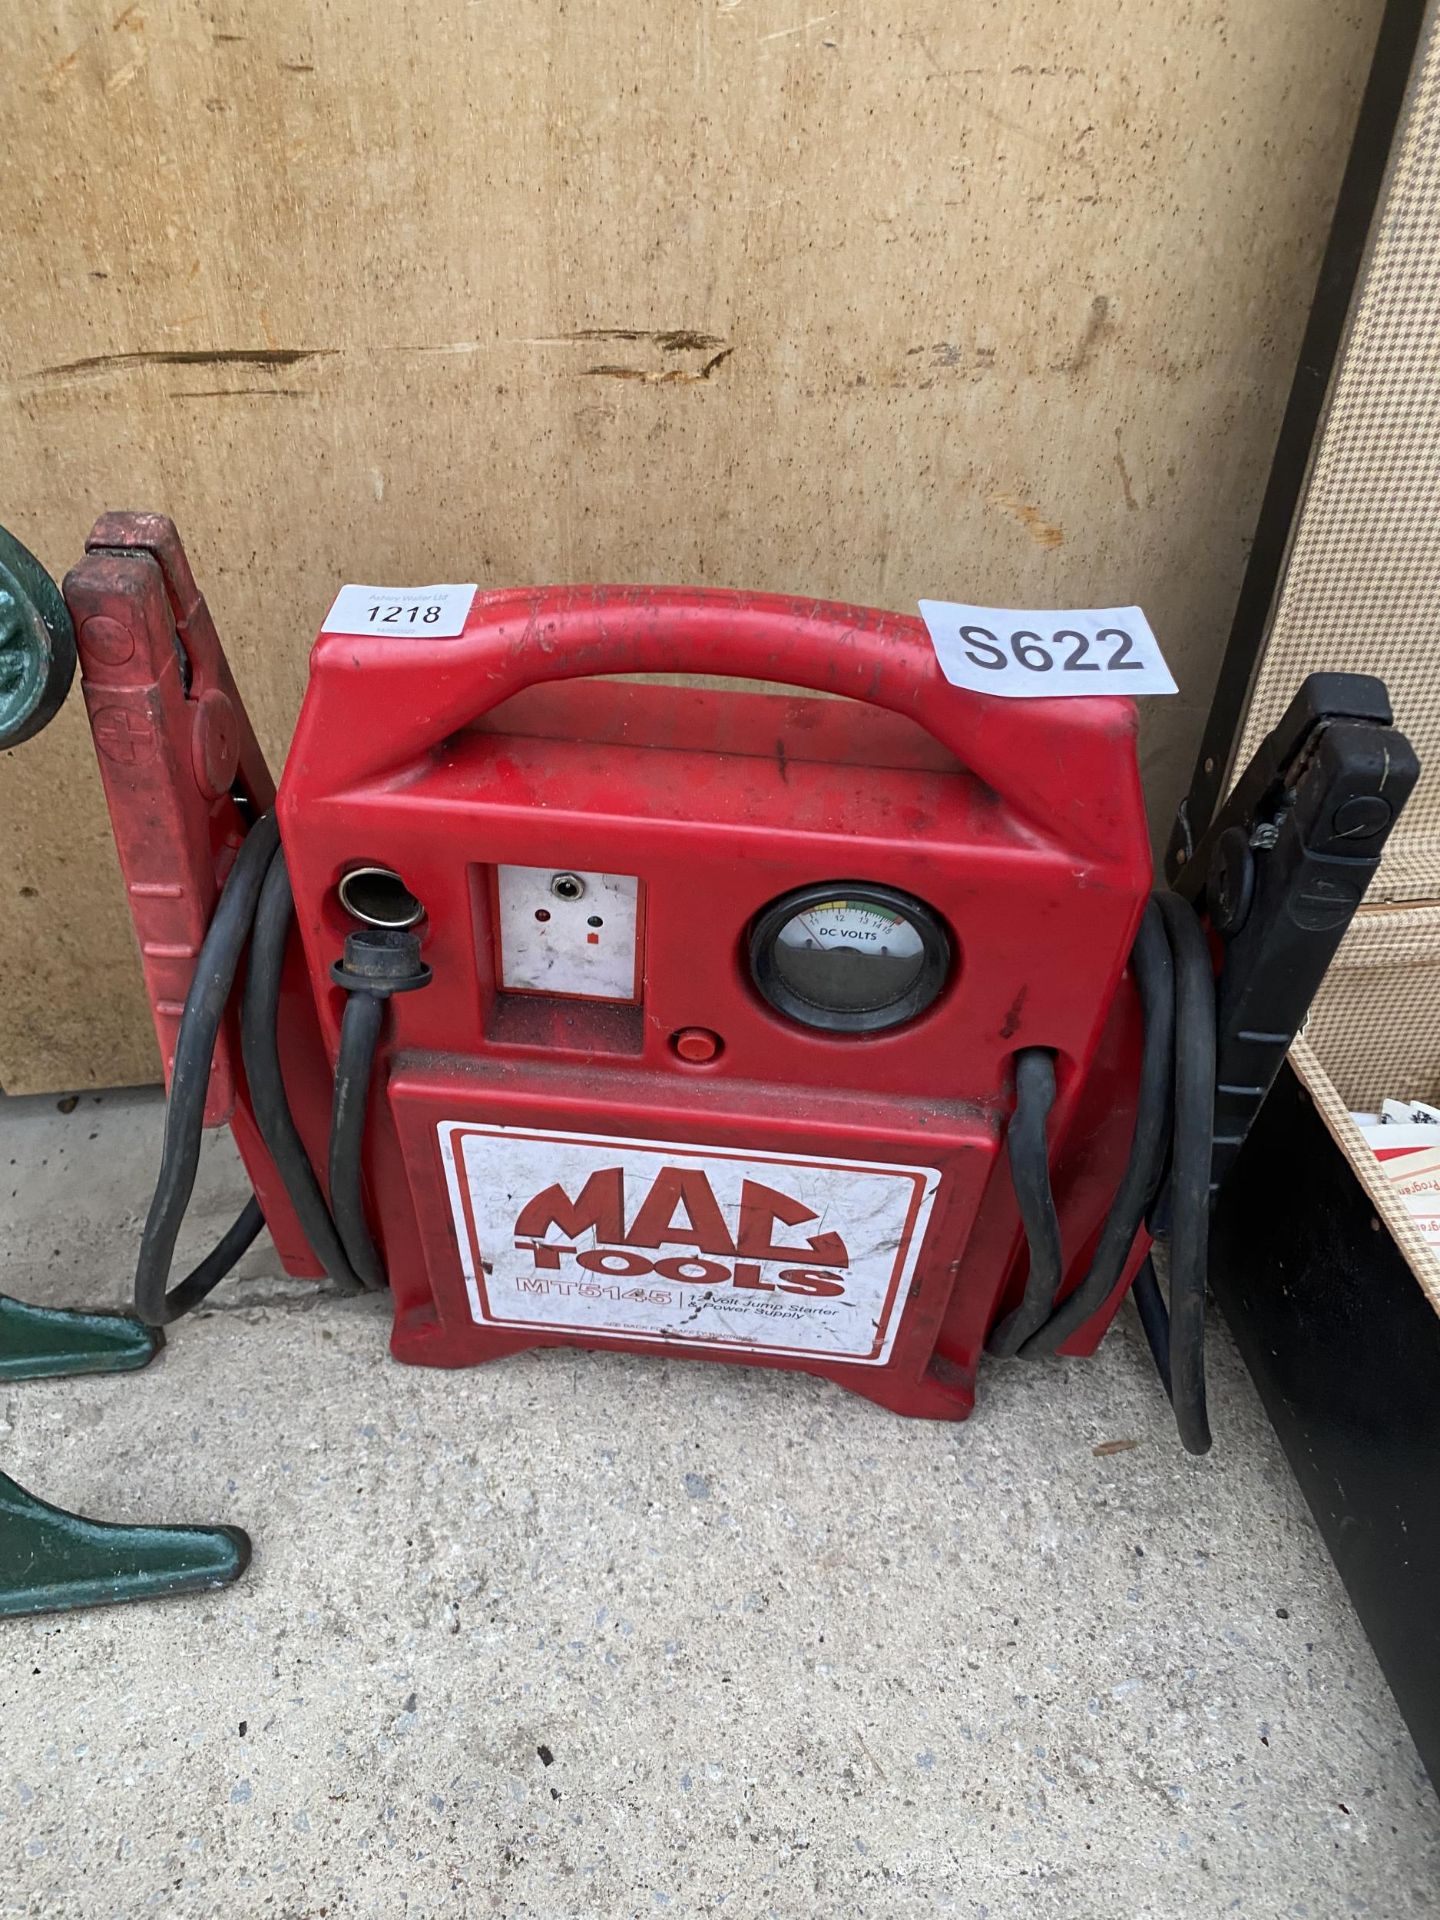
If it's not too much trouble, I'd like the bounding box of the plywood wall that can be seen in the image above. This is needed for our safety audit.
[0,0,1381,1092]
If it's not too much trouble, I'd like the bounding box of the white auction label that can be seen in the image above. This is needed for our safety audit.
[918,600,1176,698]
[321,582,478,639]
[437,1120,941,1365]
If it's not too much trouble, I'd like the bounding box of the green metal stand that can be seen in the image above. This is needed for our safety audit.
[0,1295,251,1615]
[0,1292,162,1381]
[0,1473,250,1617]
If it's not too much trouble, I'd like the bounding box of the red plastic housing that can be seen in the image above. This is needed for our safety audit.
[277,586,1153,1419]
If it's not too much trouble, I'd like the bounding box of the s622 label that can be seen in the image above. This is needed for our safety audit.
[917,601,1177,699]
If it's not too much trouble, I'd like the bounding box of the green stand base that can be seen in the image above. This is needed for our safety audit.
[0,1472,250,1617]
[0,1292,163,1381]
[0,1293,251,1615]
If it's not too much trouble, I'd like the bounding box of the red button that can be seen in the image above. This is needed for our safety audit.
[672,1027,721,1063]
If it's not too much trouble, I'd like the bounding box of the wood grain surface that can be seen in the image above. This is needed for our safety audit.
[0,0,1381,1091]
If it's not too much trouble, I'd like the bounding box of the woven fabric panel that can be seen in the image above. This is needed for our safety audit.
[1238,6,1440,903]
[1231,14,1440,1311]
[1301,903,1440,1110]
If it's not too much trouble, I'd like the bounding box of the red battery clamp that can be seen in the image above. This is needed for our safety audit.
[47,514,1417,1457]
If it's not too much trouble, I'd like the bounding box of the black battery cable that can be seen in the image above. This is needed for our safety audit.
[986,892,1216,1455]
[135,812,1214,1452]
[133,809,429,1326]
[328,923,432,1283]
[239,842,366,1296]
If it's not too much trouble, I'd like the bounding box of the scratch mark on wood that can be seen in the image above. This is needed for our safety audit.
[42,50,80,94]
[169,387,309,399]
[1050,294,1112,375]
[105,53,147,92]
[1114,431,1139,512]
[527,328,726,354]
[988,491,1064,549]
[24,346,338,389]
[915,341,963,367]
[584,349,734,385]
[396,341,486,357]
[759,11,838,43]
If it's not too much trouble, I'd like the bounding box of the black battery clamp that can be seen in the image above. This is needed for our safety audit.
[1126,672,1420,1432]
[1171,673,1418,1188]
[995,673,1417,1456]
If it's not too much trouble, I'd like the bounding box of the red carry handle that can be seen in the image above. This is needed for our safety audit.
[292,586,1142,860]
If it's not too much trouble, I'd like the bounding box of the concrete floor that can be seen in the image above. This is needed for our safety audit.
[0,1087,1435,1919]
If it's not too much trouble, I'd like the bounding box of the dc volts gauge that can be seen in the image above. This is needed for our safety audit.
[747,882,952,1034]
